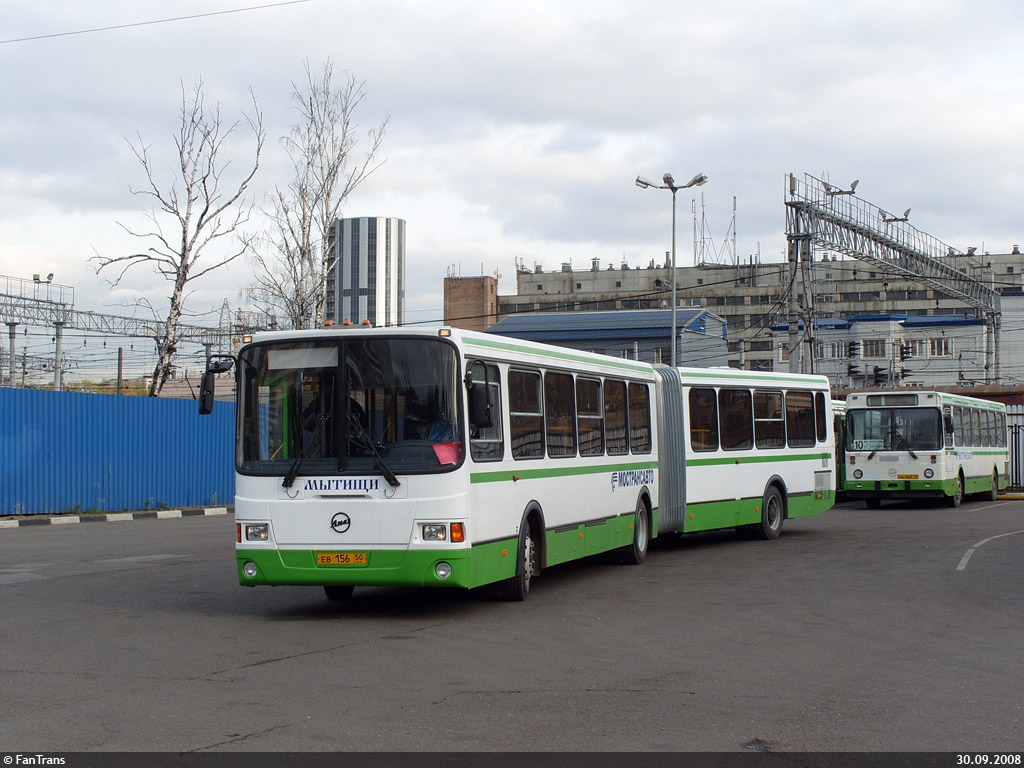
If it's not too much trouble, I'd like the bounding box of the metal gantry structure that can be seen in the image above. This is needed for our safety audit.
[784,172,1001,383]
[0,275,269,390]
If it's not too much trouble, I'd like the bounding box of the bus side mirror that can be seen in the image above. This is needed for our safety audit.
[199,357,235,415]
[199,371,217,415]
[469,384,493,429]
[944,415,955,434]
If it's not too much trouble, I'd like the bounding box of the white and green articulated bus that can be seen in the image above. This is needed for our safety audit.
[200,327,836,602]
[843,390,1009,508]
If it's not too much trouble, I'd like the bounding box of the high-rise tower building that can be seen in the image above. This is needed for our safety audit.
[326,217,405,327]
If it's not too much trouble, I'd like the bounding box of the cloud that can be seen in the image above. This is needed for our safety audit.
[2,0,1023,336]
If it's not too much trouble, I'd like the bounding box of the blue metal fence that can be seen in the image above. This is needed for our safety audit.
[0,388,234,515]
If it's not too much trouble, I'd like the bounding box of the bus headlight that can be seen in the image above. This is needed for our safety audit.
[245,524,269,542]
[853,469,863,479]
[422,524,447,541]
[924,468,934,479]
[435,562,453,580]
[242,561,259,579]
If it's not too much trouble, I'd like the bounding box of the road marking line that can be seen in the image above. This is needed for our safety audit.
[972,501,1013,512]
[956,529,1024,571]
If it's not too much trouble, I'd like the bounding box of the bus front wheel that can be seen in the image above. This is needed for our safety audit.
[755,486,784,540]
[946,473,964,508]
[500,525,536,602]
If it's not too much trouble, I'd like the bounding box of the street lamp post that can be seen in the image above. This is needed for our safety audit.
[635,171,708,367]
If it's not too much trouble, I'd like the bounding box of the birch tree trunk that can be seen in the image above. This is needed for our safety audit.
[93,81,264,395]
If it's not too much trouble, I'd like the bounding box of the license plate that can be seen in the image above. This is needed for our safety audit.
[897,474,918,480]
[315,552,368,566]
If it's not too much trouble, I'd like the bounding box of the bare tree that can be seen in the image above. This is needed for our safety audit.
[93,80,264,396]
[249,59,388,329]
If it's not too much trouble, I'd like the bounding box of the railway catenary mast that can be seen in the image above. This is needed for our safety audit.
[784,173,1000,383]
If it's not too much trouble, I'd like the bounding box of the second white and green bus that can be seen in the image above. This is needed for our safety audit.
[843,390,1009,508]
[201,327,836,601]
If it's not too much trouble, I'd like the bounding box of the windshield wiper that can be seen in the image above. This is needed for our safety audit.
[349,414,401,488]
[282,457,303,489]
[893,432,918,460]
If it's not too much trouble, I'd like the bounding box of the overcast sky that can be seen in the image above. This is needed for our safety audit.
[2,0,1023,332]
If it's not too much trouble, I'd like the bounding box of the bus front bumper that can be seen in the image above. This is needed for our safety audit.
[844,478,954,499]
[236,547,475,589]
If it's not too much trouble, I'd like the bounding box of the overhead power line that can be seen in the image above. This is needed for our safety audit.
[0,0,311,45]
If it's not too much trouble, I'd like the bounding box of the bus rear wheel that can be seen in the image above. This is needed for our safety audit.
[500,525,536,602]
[755,486,784,540]
[985,470,999,502]
[619,499,650,565]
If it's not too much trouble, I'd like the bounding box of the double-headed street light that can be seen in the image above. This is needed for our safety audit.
[635,171,709,367]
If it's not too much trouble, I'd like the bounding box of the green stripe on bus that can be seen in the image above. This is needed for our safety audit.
[471,460,659,484]
[686,452,832,467]
[944,450,1008,457]
[463,336,652,373]
[677,370,828,386]
[939,393,1006,411]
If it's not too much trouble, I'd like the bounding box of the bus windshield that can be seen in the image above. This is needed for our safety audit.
[238,337,462,475]
[846,407,943,452]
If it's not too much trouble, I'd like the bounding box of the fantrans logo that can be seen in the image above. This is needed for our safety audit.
[611,469,655,490]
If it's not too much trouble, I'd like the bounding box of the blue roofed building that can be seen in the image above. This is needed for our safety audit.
[486,308,728,366]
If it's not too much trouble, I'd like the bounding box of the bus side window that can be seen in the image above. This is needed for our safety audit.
[786,390,815,448]
[467,360,503,462]
[576,377,604,456]
[943,406,954,449]
[628,382,652,454]
[719,388,753,451]
[509,369,544,460]
[815,392,827,443]
[545,371,577,458]
[689,387,718,452]
[605,379,628,455]
[753,390,784,449]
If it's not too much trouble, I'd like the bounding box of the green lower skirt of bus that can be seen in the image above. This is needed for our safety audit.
[680,491,833,534]
[543,510,644,567]
[237,539,520,590]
